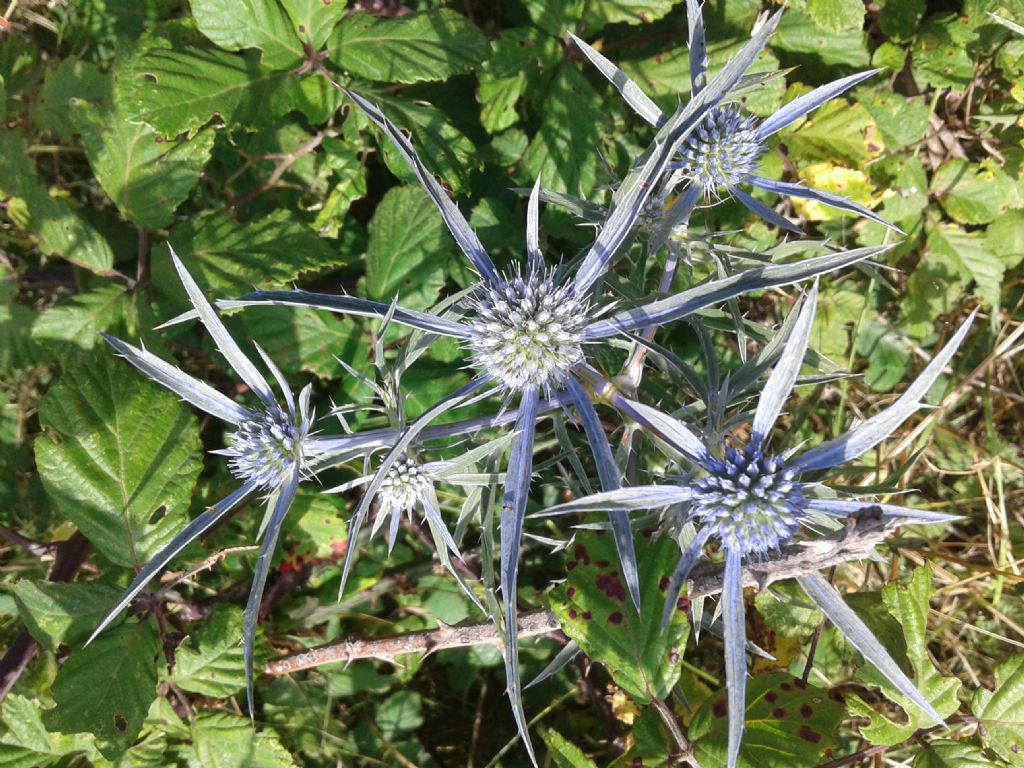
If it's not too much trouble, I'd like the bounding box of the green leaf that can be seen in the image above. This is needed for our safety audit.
[312,138,367,237]
[71,100,214,229]
[931,159,1016,226]
[772,9,870,68]
[31,285,129,350]
[549,531,689,704]
[279,0,346,48]
[856,318,911,392]
[987,210,1024,270]
[364,185,453,312]
[913,740,998,768]
[116,23,337,138]
[477,29,560,135]
[806,0,866,32]
[691,673,845,768]
[543,728,598,768]
[376,691,424,740]
[850,567,961,746]
[911,14,978,92]
[32,58,108,141]
[374,94,478,194]
[784,99,881,166]
[189,0,304,69]
[900,237,966,339]
[927,223,1004,307]
[242,305,368,379]
[327,9,488,83]
[0,695,100,768]
[152,209,344,314]
[42,623,160,759]
[279,492,349,563]
[0,133,115,274]
[523,66,606,196]
[186,713,297,768]
[172,605,248,697]
[858,87,931,148]
[34,354,202,568]
[12,580,124,652]
[583,0,675,28]
[877,0,926,40]
[971,654,1024,765]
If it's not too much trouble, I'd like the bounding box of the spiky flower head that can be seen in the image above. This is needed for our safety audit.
[673,105,762,199]
[377,456,432,518]
[223,405,309,491]
[466,264,590,394]
[690,443,805,556]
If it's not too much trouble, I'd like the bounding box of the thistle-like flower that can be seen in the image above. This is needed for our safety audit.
[538,284,974,767]
[572,0,899,234]
[172,30,893,756]
[87,250,399,716]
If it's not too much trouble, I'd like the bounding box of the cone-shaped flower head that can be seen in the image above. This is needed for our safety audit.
[377,455,433,519]
[466,262,590,395]
[675,105,762,200]
[223,404,309,490]
[692,443,804,555]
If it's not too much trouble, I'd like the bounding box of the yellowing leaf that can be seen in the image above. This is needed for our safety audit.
[791,163,878,222]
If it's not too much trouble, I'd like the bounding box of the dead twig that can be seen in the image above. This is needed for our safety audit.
[266,514,899,676]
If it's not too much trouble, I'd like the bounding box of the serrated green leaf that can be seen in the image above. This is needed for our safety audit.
[186,713,297,768]
[877,0,926,40]
[280,492,349,562]
[0,695,100,768]
[856,318,911,392]
[242,305,368,379]
[806,0,866,32]
[327,9,488,84]
[690,673,845,768]
[12,580,124,652]
[987,210,1024,270]
[376,691,424,740]
[754,581,823,638]
[927,223,1004,307]
[584,0,676,28]
[152,209,344,313]
[116,23,337,138]
[913,740,998,768]
[524,66,605,196]
[900,239,966,339]
[0,133,114,273]
[784,99,881,166]
[42,623,160,759]
[279,0,346,48]
[172,605,248,697]
[772,9,870,68]
[313,138,368,237]
[71,100,214,229]
[364,185,452,312]
[478,28,559,135]
[31,285,129,350]
[549,531,688,704]
[851,567,961,746]
[374,94,477,194]
[972,654,1024,765]
[32,58,108,141]
[931,159,1016,226]
[543,728,598,768]
[189,0,303,69]
[34,355,201,568]
[859,87,931,148]
[911,14,977,92]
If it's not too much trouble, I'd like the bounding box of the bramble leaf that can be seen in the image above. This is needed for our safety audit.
[34,355,201,568]
[971,654,1024,766]
[13,580,124,652]
[690,673,845,768]
[549,531,689,704]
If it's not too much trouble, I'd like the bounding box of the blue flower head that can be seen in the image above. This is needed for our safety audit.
[572,0,900,234]
[539,283,974,767]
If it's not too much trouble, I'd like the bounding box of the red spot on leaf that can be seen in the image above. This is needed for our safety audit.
[772,708,786,719]
[595,572,626,602]
[574,544,591,565]
[712,699,727,718]
[797,726,822,743]
[608,611,623,625]
[800,704,813,719]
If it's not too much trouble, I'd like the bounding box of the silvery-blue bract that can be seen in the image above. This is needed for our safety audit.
[537,283,973,767]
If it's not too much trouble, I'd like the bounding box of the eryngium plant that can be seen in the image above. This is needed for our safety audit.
[201,59,894,759]
[538,284,973,766]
